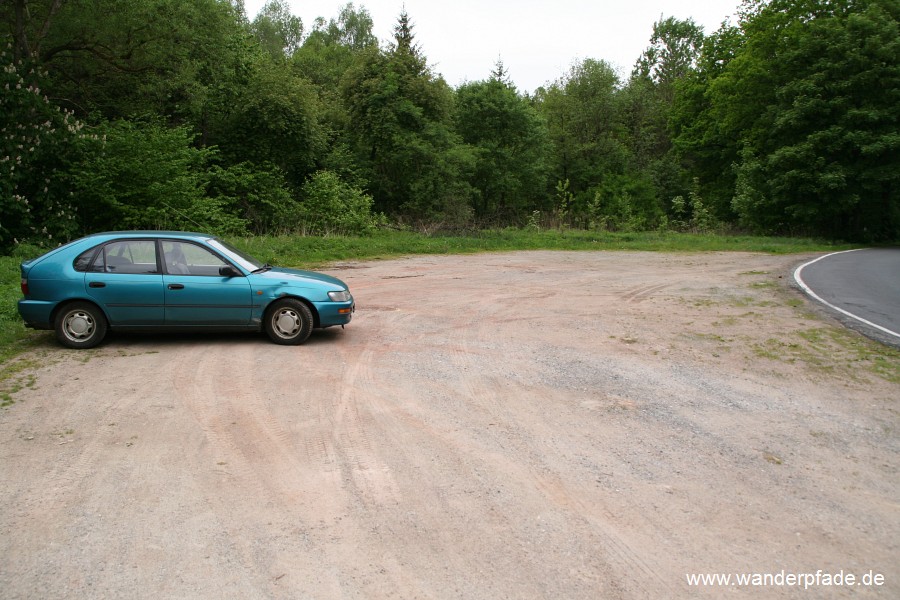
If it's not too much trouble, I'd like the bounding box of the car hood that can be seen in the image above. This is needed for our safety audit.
[250,266,348,290]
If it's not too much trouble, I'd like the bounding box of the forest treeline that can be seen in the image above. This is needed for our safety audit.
[1,0,897,252]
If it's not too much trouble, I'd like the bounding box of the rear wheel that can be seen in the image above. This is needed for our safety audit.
[54,302,108,349]
[264,299,314,345]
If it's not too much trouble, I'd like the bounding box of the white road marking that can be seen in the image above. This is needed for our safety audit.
[793,249,900,341]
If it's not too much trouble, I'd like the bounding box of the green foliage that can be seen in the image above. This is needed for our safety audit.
[455,74,551,221]
[554,179,573,228]
[537,59,628,198]
[13,0,250,122]
[299,170,381,235]
[621,17,705,216]
[669,22,747,218]
[252,0,304,59]
[293,4,377,89]
[70,119,246,235]
[214,61,325,190]
[0,49,94,251]
[341,17,475,225]
[633,16,705,100]
[675,0,900,240]
[588,174,660,231]
[204,162,297,234]
[668,178,719,233]
[1,0,894,243]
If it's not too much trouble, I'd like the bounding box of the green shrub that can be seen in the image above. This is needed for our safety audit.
[204,162,297,234]
[299,170,382,235]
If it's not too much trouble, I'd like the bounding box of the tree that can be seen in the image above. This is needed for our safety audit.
[392,10,420,64]
[2,0,251,124]
[4,0,64,63]
[214,61,326,191]
[454,67,551,222]
[299,170,380,235]
[633,16,705,103]
[626,16,705,168]
[292,2,377,176]
[294,2,377,87]
[535,59,629,222]
[203,162,298,234]
[712,0,900,239]
[251,0,304,60]
[69,119,247,234]
[341,11,474,224]
[623,17,706,221]
[0,46,95,250]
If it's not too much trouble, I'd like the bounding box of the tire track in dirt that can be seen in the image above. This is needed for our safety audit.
[173,342,329,512]
[529,470,674,597]
[19,354,149,534]
[329,338,403,509]
[436,267,675,597]
[620,283,671,304]
[170,342,348,594]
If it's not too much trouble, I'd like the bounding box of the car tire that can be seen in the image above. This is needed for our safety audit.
[54,302,108,349]
[264,299,314,345]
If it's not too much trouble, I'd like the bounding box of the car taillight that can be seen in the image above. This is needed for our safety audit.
[20,278,29,296]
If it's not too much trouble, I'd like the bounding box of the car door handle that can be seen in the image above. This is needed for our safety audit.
[88,282,106,288]
[167,284,185,290]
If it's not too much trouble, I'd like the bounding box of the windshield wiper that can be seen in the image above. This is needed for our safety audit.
[251,263,273,274]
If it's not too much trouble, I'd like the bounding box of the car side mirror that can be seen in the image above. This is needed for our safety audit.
[219,266,242,277]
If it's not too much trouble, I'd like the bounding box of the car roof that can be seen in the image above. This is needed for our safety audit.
[85,231,216,241]
[22,231,221,267]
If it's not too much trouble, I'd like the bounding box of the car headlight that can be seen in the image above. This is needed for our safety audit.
[328,290,352,302]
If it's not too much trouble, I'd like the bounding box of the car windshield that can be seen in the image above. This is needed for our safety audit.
[206,239,264,272]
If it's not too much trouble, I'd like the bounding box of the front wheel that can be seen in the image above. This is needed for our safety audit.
[54,302,108,349]
[264,299,314,345]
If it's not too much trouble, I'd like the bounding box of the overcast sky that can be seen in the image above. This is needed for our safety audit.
[243,0,739,92]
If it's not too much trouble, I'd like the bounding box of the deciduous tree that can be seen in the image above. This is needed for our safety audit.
[454,66,550,221]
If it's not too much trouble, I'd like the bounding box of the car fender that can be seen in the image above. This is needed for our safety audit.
[254,285,323,325]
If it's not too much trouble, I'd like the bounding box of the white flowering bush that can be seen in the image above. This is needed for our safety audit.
[0,46,97,251]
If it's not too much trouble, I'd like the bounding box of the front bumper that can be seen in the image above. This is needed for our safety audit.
[314,300,355,327]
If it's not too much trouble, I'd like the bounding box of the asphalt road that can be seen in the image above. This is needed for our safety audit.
[794,248,900,347]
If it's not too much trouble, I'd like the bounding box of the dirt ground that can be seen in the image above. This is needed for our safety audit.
[0,251,897,599]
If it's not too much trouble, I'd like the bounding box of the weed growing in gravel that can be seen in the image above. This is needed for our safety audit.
[0,357,40,407]
[752,327,900,383]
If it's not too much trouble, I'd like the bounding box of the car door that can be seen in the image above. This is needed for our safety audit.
[161,240,252,326]
[84,239,165,326]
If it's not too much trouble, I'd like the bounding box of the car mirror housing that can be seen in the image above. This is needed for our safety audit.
[219,266,242,277]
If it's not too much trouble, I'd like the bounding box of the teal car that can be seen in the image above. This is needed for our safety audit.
[18,231,354,348]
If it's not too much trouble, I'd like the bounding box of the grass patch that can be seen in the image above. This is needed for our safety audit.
[0,355,42,407]
[752,326,900,383]
[227,229,850,269]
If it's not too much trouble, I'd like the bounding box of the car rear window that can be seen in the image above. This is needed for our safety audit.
[73,246,100,272]
[87,240,160,274]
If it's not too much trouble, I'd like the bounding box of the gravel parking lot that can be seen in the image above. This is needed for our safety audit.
[1,251,897,598]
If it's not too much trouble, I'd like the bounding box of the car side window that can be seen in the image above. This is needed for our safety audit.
[74,246,100,272]
[89,241,159,274]
[163,241,229,276]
